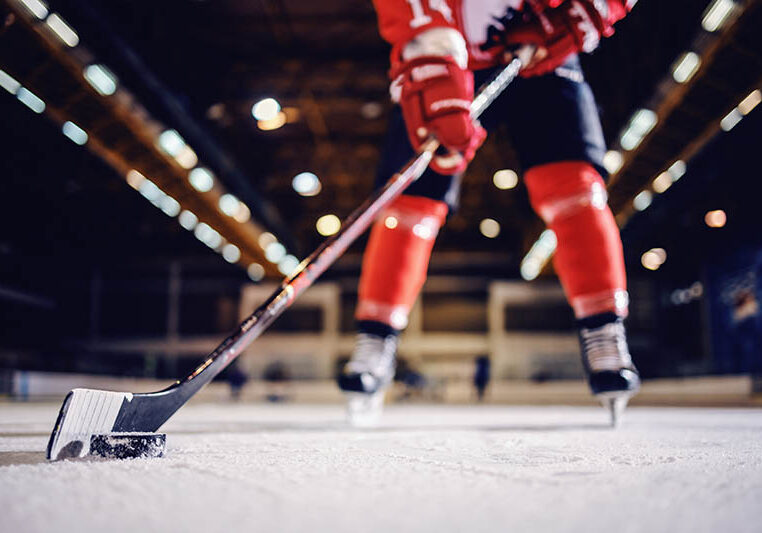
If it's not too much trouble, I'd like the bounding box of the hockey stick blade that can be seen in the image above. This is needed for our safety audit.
[46,57,524,461]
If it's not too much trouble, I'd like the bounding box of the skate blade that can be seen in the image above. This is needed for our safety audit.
[345,391,386,428]
[596,391,634,428]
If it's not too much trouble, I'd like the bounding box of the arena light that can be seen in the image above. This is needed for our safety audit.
[219,194,241,217]
[492,169,518,190]
[252,98,281,121]
[620,109,657,151]
[138,178,162,202]
[633,190,653,211]
[158,129,185,156]
[188,167,214,192]
[0,69,21,95]
[126,170,145,190]
[668,160,687,181]
[641,248,667,271]
[16,87,45,113]
[265,242,287,263]
[702,0,737,32]
[257,112,287,131]
[159,195,181,217]
[258,232,277,249]
[384,216,398,229]
[175,145,198,169]
[520,229,557,281]
[194,222,222,249]
[316,214,341,236]
[602,150,623,174]
[738,89,761,116]
[671,52,701,84]
[221,243,241,264]
[233,202,251,223]
[479,218,500,238]
[45,13,79,47]
[62,121,87,145]
[705,209,727,228]
[720,108,742,131]
[292,172,322,196]
[83,64,117,96]
[247,263,265,282]
[178,210,198,230]
[278,254,300,276]
[18,0,49,19]
[652,171,672,194]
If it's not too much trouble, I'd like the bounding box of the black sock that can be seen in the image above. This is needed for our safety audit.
[576,312,620,329]
[356,320,400,338]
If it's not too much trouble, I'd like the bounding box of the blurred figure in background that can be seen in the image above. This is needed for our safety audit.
[474,356,491,402]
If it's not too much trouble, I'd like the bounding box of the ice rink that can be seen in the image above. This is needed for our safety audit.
[1,402,761,533]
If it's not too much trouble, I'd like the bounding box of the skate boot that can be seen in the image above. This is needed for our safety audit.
[337,333,398,427]
[578,313,640,427]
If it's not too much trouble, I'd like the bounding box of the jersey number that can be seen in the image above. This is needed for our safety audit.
[406,0,454,29]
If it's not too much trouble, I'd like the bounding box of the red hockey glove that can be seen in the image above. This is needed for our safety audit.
[390,55,486,175]
[503,0,633,77]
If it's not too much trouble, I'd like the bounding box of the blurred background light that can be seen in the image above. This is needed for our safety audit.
[520,230,557,281]
[652,171,672,194]
[672,52,701,83]
[292,172,322,196]
[178,210,198,230]
[705,209,727,228]
[278,254,300,276]
[158,129,185,156]
[641,248,667,271]
[62,121,87,145]
[19,0,49,19]
[219,194,241,217]
[188,167,214,192]
[258,232,277,249]
[175,145,198,169]
[257,112,287,131]
[633,190,653,211]
[316,214,341,236]
[479,218,500,238]
[232,202,251,223]
[0,69,21,94]
[384,216,398,229]
[602,150,624,174]
[158,195,180,217]
[126,170,145,190]
[45,13,79,47]
[16,87,45,113]
[620,109,658,151]
[668,160,687,181]
[138,179,162,202]
[492,169,518,190]
[247,263,265,282]
[702,0,737,32]
[720,108,742,131]
[83,64,118,96]
[265,242,287,263]
[737,89,761,115]
[221,243,241,263]
[252,98,281,121]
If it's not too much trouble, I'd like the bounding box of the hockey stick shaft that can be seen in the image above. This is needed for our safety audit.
[174,57,524,392]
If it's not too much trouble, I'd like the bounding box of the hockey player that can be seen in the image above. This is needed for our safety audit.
[338,0,641,425]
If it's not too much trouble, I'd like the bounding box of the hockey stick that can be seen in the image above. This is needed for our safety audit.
[46,56,525,460]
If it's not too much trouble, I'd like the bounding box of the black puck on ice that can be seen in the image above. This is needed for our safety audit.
[89,433,166,459]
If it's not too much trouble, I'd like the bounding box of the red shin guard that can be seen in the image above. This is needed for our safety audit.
[356,194,448,330]
[525,161,628,318]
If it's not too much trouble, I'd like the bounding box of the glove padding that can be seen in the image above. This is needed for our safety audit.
[502,0,623,77]
[390,55,486,175]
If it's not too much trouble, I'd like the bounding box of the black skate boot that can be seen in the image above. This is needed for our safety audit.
[578,313,640,427]
[337,332,398,426]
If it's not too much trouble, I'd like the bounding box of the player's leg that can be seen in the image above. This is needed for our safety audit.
[337,107,458,424]
[508,56,640,423]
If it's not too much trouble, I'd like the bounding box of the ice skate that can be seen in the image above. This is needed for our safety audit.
[578,313,640,427]
[337,333,398,427]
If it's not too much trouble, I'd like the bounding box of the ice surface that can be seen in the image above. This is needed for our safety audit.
[1,403,761,533]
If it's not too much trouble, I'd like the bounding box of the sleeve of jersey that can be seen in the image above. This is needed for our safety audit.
[372,0,459,55]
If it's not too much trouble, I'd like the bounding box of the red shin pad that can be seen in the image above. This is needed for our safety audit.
[356,195,448,330]
[525,161,628,318]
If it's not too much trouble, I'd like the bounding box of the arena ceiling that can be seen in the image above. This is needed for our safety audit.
[1,0,761,284]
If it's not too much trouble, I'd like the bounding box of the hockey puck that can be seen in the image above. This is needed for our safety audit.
[89,433,166,459]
